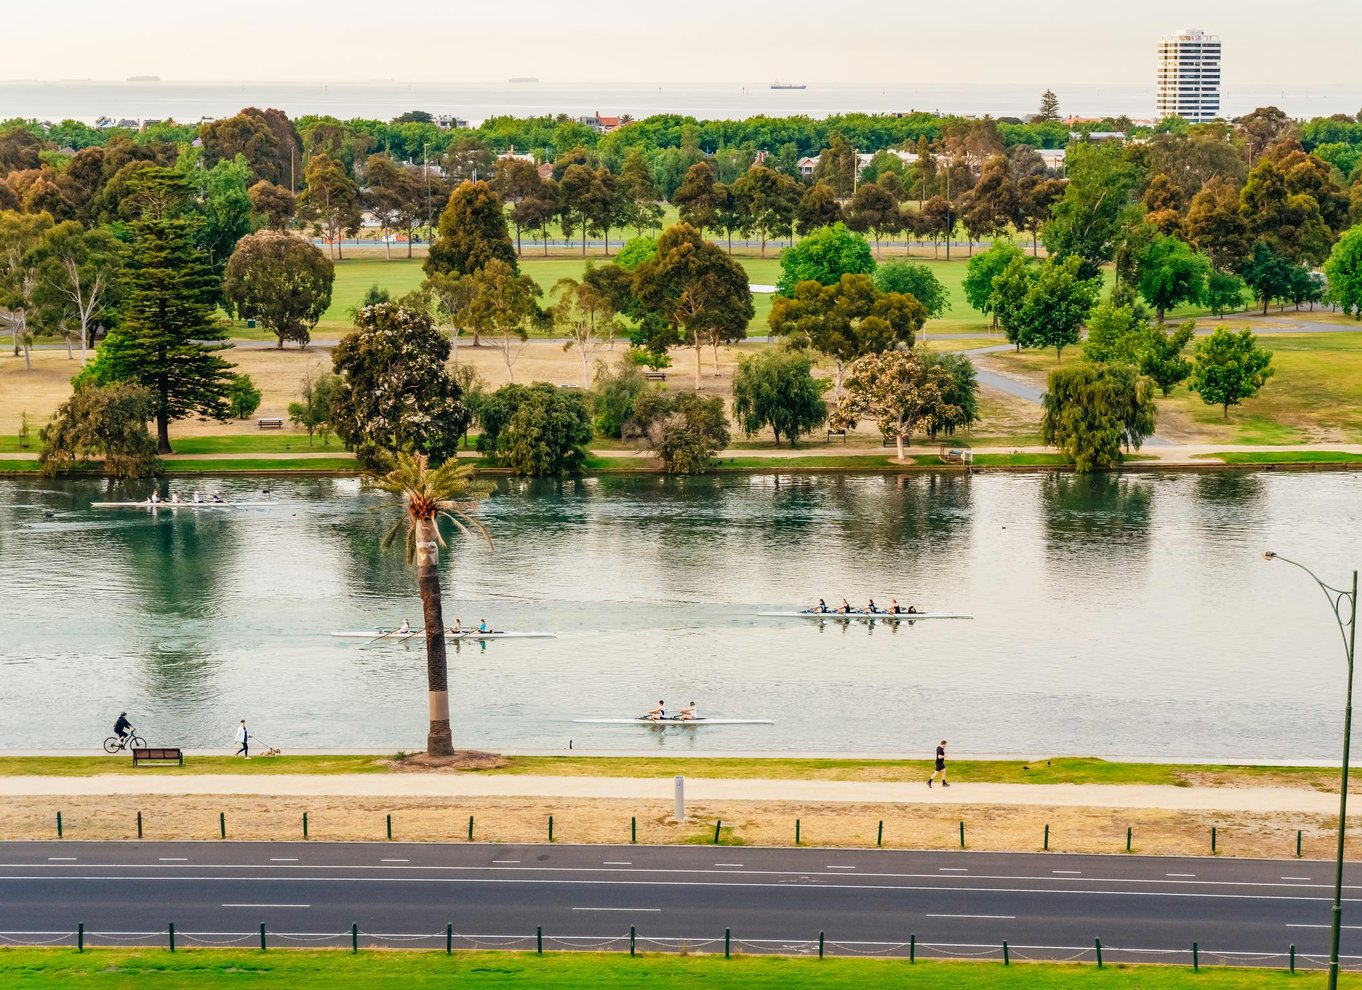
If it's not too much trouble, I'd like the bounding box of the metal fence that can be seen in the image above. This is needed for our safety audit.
[0,925,1359,972]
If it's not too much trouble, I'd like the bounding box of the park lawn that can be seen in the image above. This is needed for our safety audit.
[167,435,338,454]
[158,458,357,473]
[0,459,40,472]
[1193,451,1362,464]
[0,950,1345,989]
[710,455,908,469]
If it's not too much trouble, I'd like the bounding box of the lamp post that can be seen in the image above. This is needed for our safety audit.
[1264,551,1358,990]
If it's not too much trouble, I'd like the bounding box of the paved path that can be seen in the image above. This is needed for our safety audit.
[0,840,1354,963]
[0,774,1338,813]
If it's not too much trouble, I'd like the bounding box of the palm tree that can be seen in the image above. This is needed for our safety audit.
[370,452,493,756]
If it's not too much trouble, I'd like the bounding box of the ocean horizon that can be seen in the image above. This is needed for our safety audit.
[1,79,1357,126]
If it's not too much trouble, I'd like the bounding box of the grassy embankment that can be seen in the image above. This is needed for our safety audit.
[0,950,1343,989]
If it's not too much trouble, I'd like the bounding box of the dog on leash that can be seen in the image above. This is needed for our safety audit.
[258,746,283,758]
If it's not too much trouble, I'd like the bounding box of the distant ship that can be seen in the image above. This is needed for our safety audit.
[126,75,161,83]
[770,81,806,90]
[508,77,539,83]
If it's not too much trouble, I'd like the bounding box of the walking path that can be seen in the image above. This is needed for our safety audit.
[0,773,1338,813]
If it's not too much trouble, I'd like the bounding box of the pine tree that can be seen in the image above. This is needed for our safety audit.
[1038,89,1062,122]
[97,168,236,454]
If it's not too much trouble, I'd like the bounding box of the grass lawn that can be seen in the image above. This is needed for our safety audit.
[0,459,40,472]
[168,435,339,454]
[0,754,1340,790]
[1194,451,1362,464]
[0,949,1340,989]
[159,458,357,473]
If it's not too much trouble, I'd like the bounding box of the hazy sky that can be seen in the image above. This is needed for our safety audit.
[9,0,1362,86]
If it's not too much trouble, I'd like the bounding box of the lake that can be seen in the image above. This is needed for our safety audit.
[1,471,1359,761]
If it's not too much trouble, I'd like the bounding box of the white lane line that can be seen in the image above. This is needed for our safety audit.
[1166,873,1196,878]
[380,859,409,863]
[1288,924,1362,930]
[938,867,969,872]
[269,858,299,862]
[1283,876,1313,881]
[826,865,856,870]
[222,903,310,908]
[603,861,632,866]
[492,860,520,864]
[1052,870,1081,874]
[573,907,661,912]
[927,913,1016,920]
[158,858,188,862]
[715,863,744,867]
[46,857,76,861]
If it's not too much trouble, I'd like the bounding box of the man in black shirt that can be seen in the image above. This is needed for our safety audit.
[113,712,133,746]
[928,740,949,787]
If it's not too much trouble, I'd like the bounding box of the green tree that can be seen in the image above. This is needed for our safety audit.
[425,179,517,277]
[226,374,262,419]
[1082,302,1150,365]
[297,152,361,260]
[731,349,829,447]
[330,301,471,467]
[1323,224,1362,318]
[1139,320,1195,396]
[1240,242,1298,314]
[731,165,800,258]
[1189,327,1276,417]
[1133,234,1211,322]
[1041,142,1141,280]
[287,369,342,446]
[648,392,730,474]
[1041,362,1158,471]
[491,156,547,256]
[832,349,960,460]
[591,361,648,438]
[370,452,493,757]
[476,382,593,475]
[223,229,334,348]
[38,382,159,478]
[1240,157,1333,265]
[989,254,1036,347]
[557,162,607,258]
[796,182,843,236]
[963,239,1025,328]
[874,261,949,320]
[1038,89,1062,123]
[551,274,622,386]
[95,168,236,453]
[192,154,257,293]
[632,223,753,387]
[617,148,664,235]
[462,258,545,382]
[1206,270,1247,317]
[1014,255,1100,361]
[247,180,296,230]
[812,132,857,198]
[29,221,124,364]
[1185,176,1252,271]
[844,180,904,256]
[774,222,875,296]
[671,162,722,237]
[921,350,980,438]
[959,156,1020,251]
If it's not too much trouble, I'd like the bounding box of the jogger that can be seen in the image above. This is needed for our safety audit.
[927,739,948,787]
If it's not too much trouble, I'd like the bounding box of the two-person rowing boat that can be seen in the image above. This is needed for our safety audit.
[642,699,698,721]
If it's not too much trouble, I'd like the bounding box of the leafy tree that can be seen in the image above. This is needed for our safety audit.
[1141,173,1185,236]
[960,156,1020,250]
[921,350,980,437]
[915,195,958,259]
[1014,255,1101,361]
[731,165,801,258]
[297,152,361,259]
[1323,225,1362,318]
[770,273,925,395]
[1240,157,1333,265]
[1041,142,1141,280]
[361,153,406,260]
[1236,106,1300,163]
[1206,270,1247,317]
[844,180,903,256]
[671,162,722,237]
[731,349,829,447]
[95,168,236,453]
[615,235,657,271]
[226,373,262,419]
[287,369,342,445]
[557,162,608,257]
[476,382,592,476]
[1140,321,1195,396]
[962,239,1025,327]
[617,148,664,235]
[832,349,960,459]
[199,108,299,188]
[1037,89,1062,123]
[29,221,124,364]
[330,301,471,467]
[591,361,648,437]
[813,132,857,198]
[1240,242,1299,314]
[370,452,493,757]
[648,392,730,474]
[492,156,547,256]
[774,222,875,296]
[192,154,258,293]
[632,223,753,386]
[1133,234,1211,322]
[461,258,545,381]
[223,229,334,348]
[1017,175,1066,256]
[248,180,296,230]
[551,275,622,386]
[990,254,1036,347]
[1041,362,1158,471]
[874,261,949,319]
[1083,303,1150,365]
[1185,176,1252,271]
[38,382,159,478]
[425,180,517,277]
[796,182,843,236]
[1189,327,1275,417]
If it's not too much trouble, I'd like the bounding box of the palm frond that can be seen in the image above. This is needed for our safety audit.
[366,451,495,565]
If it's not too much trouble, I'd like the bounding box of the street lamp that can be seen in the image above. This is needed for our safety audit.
[1264,550,1358,990]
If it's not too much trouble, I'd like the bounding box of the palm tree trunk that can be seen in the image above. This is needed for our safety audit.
[415,518,453,757]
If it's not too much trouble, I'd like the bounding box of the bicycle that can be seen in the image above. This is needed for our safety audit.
[103,729,146,754]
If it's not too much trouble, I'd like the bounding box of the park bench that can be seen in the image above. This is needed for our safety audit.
[257,417,284,430]
[132,747,184,767]
[938,445,974,466]
[826,429,847,444]
[644,371,667,382]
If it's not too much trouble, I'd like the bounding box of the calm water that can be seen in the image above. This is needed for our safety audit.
[3,80,1358,124]
[1,472,1360,759]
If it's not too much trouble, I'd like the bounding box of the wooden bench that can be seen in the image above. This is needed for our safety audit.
[132,747,184,767]
[826,429,847,444]
[257,417,284,430]
[644,371,667,382]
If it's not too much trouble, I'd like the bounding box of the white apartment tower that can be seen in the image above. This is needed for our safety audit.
[1156,29,1222,123]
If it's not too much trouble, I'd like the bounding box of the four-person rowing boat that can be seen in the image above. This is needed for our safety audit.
[758,610,972,620]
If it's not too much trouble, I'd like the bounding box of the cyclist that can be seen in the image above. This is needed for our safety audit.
[113,712,133,747]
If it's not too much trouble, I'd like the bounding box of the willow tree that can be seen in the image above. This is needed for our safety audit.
[372,453,493,757]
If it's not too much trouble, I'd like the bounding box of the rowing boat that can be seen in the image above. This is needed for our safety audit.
[757,610,972,620]
[572,718,774,726]
[92,501,275,509]
[330,630,556,641]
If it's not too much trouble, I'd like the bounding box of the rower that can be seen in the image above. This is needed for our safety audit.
[645,700,666,721]
[866,598,880,614]
[449,618,463,634]
[888,598,903,614]
[838,598,852,614]
[149,491,161,504]
[907,604,920,614]
[170,492,182,504]
[211,493,224,503]
[396,619,411,634]
[816,598,829,613]
[678,700,698,721]
[192,492,204,504]
[478,618,489,633]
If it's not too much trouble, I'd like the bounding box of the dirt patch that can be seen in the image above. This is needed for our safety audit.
[383,751,510,772]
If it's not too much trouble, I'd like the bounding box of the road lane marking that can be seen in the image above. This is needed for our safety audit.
[270,858,299,862]
[380,859,409,863]
[222,903,310,908]
[158,858,187,862]
[603,862,632,866]
[826,865,856,870]
[46,857,76,861]
[1288,924,1362,929]
[1166,873,1196,878]
[1052,870,1081,874]
[938,867,969,872]
[573,907,661,912]
[1283,876,1313,880]
[927,913,1016,919]
[492,860,520,864]
[715,863,744,867]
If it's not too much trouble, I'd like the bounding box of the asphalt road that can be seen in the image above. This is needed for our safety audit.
[0,841,1358,963]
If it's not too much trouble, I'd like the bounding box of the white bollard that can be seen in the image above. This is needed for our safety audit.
[674,775,685,821]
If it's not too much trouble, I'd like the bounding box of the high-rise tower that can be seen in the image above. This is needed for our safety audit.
[1156,29,1221,123]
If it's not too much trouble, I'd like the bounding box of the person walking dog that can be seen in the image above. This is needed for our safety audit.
[928,739,948,787]
[234,719,250,759]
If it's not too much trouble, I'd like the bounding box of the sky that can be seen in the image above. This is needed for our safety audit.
[8,0,1362,87]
